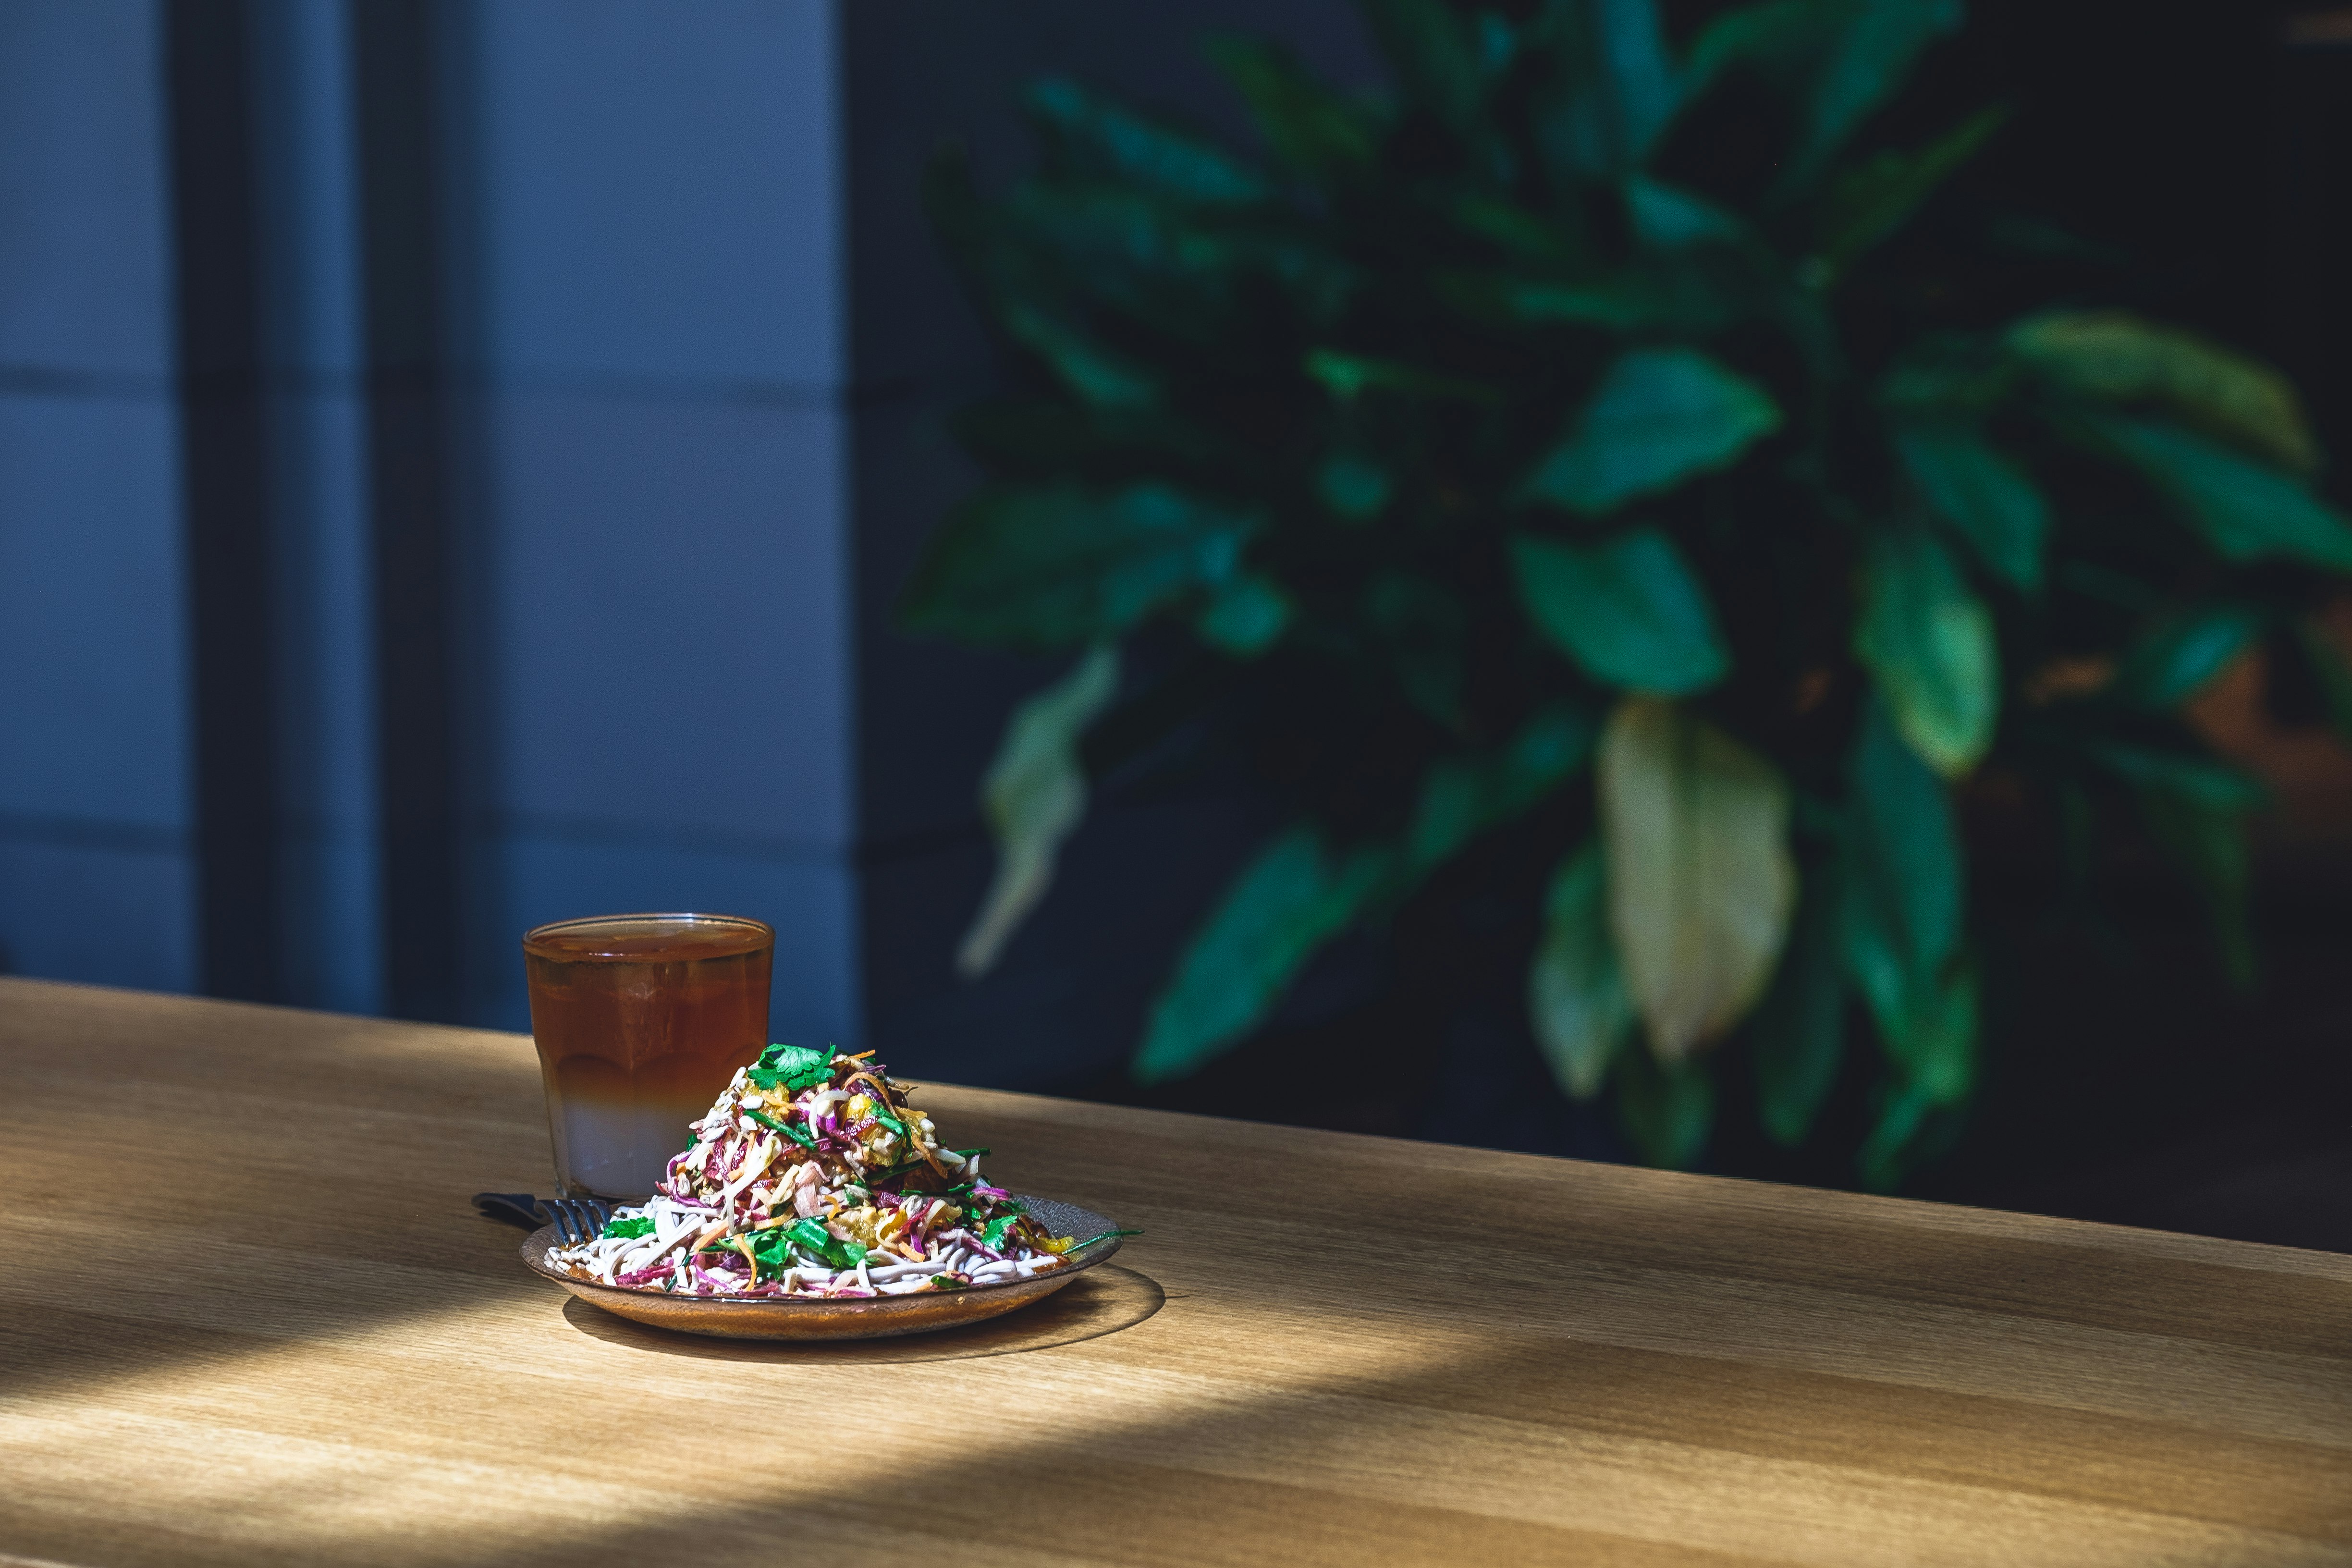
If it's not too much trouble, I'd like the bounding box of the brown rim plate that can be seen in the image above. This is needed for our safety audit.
[521,1194,1126,1341]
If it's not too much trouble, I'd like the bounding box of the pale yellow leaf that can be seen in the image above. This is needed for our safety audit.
[956,646,1120,976]
[1598,698,1796,1063]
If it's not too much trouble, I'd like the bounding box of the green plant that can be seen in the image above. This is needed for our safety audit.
[903,0,2351,1187]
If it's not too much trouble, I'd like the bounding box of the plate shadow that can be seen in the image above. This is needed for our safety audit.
[557,1264,1166,1363]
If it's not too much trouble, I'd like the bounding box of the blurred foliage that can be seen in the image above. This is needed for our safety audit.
[903,0,2352,1188]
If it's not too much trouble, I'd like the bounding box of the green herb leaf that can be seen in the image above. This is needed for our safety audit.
[781,1218,869,1273]
[1527,842,1633,1101]
[958,645,1121,977]
[1062,1228,1145,1251]
[1511,528,1730,695]
[599,1215,656,1240]
[755,1042,835,1086]
[902,483,1261,650]
[1855,523,1998,777]
[931,1274,970,1292]
[980,1212,1021,1250]
[1599,698,1797,1063]
[1133,825,1395,1084]
[1891,420,2049,592]
[741,1106,817,1150]
[1521,348,1780,517]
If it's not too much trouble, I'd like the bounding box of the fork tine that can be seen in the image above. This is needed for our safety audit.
[563,1200,590,1244]
[551,1200,580,1245]
[587,1197,612,1229]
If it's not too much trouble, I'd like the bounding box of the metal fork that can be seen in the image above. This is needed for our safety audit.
[473,1191,612,1243]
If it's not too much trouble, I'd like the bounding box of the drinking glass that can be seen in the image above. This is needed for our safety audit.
[522,912,773,1199]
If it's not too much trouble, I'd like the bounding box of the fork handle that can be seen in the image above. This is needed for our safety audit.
[473,1192,548,1230]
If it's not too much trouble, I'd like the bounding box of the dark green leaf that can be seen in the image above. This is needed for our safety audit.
[1317,453,1392,521]
[1854,523,1998,776]
[2083,742,2266,812]
[1511,529,1730,694]
[2138,789,2255,988]
[1197,574,1293,656]
[1024,76,1270,205]
[1687,0,1963,196]
[600,1215,655,1240]
[1532,0,1679,179]
[902,483,1259,650]
[1751,858,1848,1147]
[1855,978,1974,1193]
[1441,254,1761,334]
[1358,0,1493,153]
[1528,842,1633,1101]
[1203,35,1380,182]
[2012,312,2319,473]
[1133,826,1396,1084]
[1817,105,2008,275]
[1891,421,2049,591]
[958,647,1121,975]
[925,153,1161,409]
[1841,698,1964,1054]
[1362,573,1469,728]
[953,399,1233,483]
[1403,706,1597,876]
[2295,618,2352,744]
[1521,348,1781,515]
[1622,177,1748,249]
[2074,415,2352,572]
[1614,1045,1715,1169]
[2112,606,2266,709]
[1306,349,1498,403]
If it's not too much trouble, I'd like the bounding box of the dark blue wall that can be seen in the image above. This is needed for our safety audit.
[0,0,1365,1090]
[0,2,196,991]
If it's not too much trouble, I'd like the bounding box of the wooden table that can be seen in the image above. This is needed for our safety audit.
[2,977,2349,1567]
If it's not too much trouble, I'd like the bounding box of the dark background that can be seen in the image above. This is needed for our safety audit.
[2,0,2347,1246]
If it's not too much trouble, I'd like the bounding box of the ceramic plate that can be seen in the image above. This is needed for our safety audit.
[522,1194,1126,1341]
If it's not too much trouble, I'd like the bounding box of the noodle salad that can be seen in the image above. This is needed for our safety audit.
[543,1043,1131,1298]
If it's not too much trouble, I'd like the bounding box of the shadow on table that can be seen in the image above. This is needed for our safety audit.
[555,1264,1166,1363]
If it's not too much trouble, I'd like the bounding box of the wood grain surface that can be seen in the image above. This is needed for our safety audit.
[1,976,2348,1567]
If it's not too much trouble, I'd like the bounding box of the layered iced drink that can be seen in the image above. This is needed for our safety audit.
[523,913,773,1199]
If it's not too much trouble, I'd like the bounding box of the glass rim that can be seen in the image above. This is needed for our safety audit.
[521,911,773,962]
